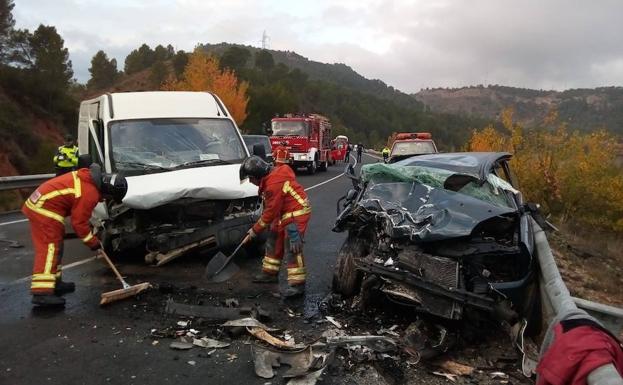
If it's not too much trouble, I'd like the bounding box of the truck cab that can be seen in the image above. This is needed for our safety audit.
[388,132,438,163]
[77,91,261,265]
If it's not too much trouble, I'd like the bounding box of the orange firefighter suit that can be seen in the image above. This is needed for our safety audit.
[253,165,311,286]
[22,169,101,294]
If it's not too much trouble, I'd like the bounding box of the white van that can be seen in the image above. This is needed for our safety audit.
[78,91,262,265]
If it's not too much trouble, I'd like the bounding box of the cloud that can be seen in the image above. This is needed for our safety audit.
[13,0,623,92]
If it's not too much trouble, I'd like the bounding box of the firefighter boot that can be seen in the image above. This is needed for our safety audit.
[283,285,305,298]
[252,271,278,283]
[54,280,76,295]
[32,294,66,307]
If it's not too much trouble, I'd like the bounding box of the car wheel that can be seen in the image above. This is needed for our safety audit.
[332,235,366,297]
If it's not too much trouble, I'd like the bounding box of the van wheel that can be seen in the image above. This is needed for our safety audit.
[332,235,366,297]
[307,158,317,174]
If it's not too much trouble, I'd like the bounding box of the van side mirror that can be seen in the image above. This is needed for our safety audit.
[253,143,267,160]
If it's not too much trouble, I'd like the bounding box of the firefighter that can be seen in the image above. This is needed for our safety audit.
[53,134,80,176]
[22,164,128,307]
[240,155,311,298]
[356,143,364,162]
[382,146,390,163]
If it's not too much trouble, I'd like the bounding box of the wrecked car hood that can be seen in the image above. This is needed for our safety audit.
[336,163,518,241]
[123,164,258,209]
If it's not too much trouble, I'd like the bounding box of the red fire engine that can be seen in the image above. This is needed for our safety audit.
[330,135,349,163]
[268,114,332,174]
[388,132,437,163]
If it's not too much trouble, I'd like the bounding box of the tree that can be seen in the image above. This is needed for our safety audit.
[153,44,171,62]
[220,46,251,74]
[0,0,14,62]
[162,50,249,125]
[149,60,168,87]
[124,43,154,74]
[172,50,188,78]
[87,50,118,89]
[254,49,274,71]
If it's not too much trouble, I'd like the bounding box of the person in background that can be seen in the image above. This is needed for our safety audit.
[53,134,79,176]
[382,146,390,163]
[356,143,364,162]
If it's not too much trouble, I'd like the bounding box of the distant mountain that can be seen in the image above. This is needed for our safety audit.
[200,43,424,111]
[414,85,623,134]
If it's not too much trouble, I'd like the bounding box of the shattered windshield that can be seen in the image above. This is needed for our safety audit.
[271,121,308,136]
[361,163,515,209]
[110,118,246,172]
[390,141,436,156]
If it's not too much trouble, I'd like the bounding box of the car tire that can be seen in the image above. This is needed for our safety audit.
[332,235,366,297]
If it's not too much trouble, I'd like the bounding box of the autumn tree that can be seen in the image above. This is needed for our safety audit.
[87,50,118,89]
[162,50,249,125]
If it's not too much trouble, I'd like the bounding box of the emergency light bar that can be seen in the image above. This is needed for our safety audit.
[395,132,432,140]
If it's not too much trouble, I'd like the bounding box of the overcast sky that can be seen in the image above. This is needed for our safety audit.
[13,0,623,93]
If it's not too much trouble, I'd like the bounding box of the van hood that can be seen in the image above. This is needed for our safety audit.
[122,164,258,209]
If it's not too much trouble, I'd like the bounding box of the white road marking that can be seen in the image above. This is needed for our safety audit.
[11,255,100,284]
[304,154,356,191]
[0,218,28,227]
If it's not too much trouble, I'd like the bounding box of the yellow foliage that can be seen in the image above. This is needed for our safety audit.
[162,50,249,125]
[467,108,623,232]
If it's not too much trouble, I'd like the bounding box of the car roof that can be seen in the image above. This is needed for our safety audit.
[395,152,512,182]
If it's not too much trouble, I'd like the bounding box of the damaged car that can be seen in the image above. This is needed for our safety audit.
[333,152,542,330]
[78,92,264,265]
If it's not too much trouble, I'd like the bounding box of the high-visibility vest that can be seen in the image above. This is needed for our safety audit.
[53,145,79,168]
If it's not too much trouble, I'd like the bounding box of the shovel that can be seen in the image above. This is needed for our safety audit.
[204,234,250,283]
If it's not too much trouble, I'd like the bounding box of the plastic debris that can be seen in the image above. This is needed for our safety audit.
[223,317,278,331]
[433,359,474,376]
[226,353,238,362]
[433,371,457,382]
[247,327,304,350]
[169,341,193,350]
[224,298,239,307]
[251,345,314,379]
[324,335,397,353]
[490,371,509,379]
[187,360,196,366]
[325,316,342,329]
[176,321,189,328]
[193,337,231,349]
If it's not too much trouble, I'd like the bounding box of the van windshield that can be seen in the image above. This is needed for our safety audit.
[110,118,246,172]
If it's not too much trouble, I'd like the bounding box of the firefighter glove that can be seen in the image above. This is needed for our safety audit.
[286,223,303,254]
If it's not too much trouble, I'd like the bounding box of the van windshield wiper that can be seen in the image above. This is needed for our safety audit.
[115,161,170,171]
[171,158,232,170]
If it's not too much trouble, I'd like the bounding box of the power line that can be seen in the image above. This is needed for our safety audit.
[261,30,270,49]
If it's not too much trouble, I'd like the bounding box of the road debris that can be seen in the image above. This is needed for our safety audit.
[193,337,230,349]
[176,321,189,328]
[251,345,314,379]
[325,316,342,329]
[187,360,196,366]
[169,341,193,350]
[433,371,458,382]
[224,298,239,307]
[165,299,255,321]
[247,327,303,350]
[490,371,509,379]
[324,335,397,353]
[222,317,278,331]
[226,353,238,362]
[433,359,474,376]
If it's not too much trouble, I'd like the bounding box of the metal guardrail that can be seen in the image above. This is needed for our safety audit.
[0,174,54,191]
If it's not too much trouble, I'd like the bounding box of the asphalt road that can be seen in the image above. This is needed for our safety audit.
[0,153,381,385]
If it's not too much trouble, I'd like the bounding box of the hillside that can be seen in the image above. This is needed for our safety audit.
[415,85,623,134]
[200,43,424,111]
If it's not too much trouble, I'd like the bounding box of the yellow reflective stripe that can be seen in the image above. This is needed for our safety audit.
[257,219,268,228]
[32,273,56,281]
[287,267,306,275]
[82,232,94,243]
[31,282,55,289]
[25,200,65,223]
[262,264,280,272]
[36,188,75,207]
[282,181,308,208]
[263,256,281,266]
[44,243,56,274]
[281,206,311,221]
[72,171,82,198]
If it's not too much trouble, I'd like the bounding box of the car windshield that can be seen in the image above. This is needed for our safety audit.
[110,118,246,172]
[243,136,272,154]
[361,163,515,208]
[271,121,308,136]
[391,141,436,156]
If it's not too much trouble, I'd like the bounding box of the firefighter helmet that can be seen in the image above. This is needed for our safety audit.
[239,156,271,182]
[101,173,128,203]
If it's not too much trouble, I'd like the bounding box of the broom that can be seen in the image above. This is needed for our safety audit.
[98,247,151,306]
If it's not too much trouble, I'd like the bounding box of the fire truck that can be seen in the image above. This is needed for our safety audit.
[388,132,437,163]
[330,135,349,163]
[268,114,332,174]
